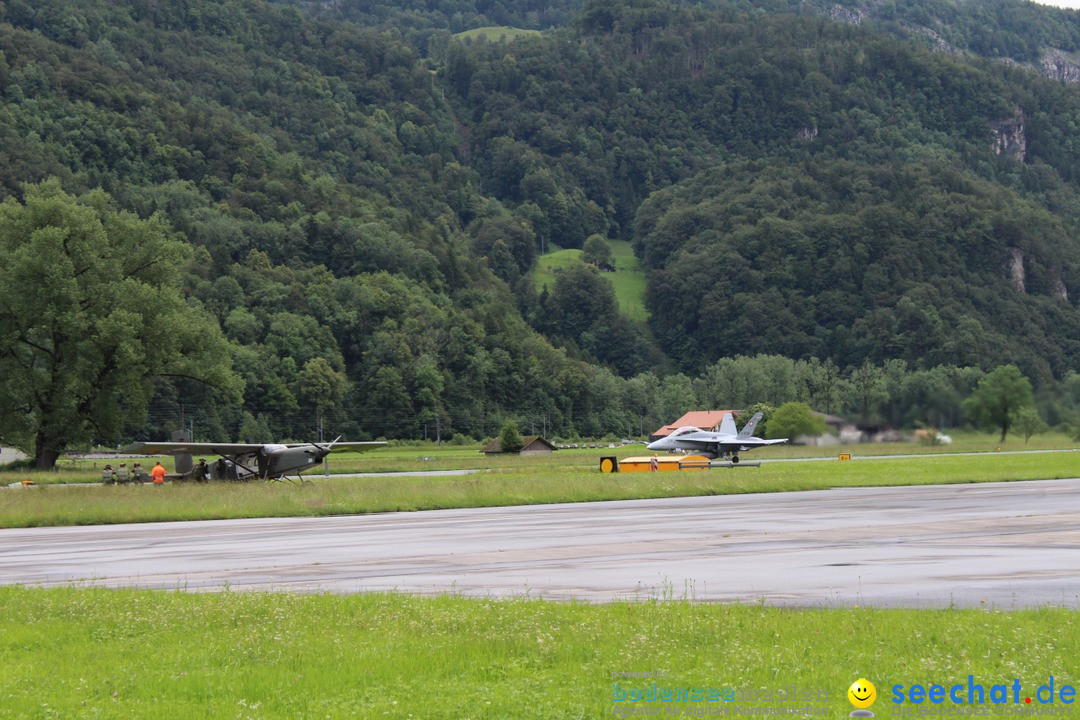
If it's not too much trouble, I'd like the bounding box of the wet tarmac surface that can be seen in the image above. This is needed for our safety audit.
[2,479,1078,607]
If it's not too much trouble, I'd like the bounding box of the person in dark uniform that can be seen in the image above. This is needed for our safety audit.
[194,458,210,483]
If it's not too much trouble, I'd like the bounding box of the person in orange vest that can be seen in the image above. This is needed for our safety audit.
[151,461,167,485]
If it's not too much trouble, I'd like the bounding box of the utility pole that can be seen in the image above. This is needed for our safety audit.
[318,409,328,479]
[179,403,192,442]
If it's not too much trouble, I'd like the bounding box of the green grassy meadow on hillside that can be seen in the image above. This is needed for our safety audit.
[533,240,649,321]
[452,26,542,42]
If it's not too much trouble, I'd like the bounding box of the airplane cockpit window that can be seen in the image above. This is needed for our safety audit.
[673,427,700,436]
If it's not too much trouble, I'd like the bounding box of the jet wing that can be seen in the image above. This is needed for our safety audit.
[285,442,387,453]
[669,437,717,451]
[720,438,788,451]
[124,442,267,456]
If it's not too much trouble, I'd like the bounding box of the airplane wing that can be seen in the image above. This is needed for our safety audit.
[123,442,266,456]
[124,441,388,456]
[285,442,387,453]
[668,437,716,451]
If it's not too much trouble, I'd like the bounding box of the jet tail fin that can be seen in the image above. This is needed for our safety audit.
[718,413,737,436]
[737,412,764,439]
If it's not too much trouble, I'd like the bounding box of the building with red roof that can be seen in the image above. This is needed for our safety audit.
[649,410,739,442]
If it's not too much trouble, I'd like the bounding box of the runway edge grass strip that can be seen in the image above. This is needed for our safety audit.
[1,586,1076,719]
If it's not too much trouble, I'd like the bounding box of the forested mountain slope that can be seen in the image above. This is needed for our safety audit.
[305,0,1080,73]
[0,0,637,442]
[635,159,1079,381]
[789,0,1080,67]
[445,0,1080,383]
[3,0,1080,448]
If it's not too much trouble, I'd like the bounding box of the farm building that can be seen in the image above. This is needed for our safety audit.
[481,436,557,456]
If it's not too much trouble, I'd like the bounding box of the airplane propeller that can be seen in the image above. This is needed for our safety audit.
[305,435,343,458]
[317,435,342,479]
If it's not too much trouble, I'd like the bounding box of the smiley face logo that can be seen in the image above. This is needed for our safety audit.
[848,678,877,709]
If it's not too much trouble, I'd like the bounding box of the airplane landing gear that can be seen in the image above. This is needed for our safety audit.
[731,455,740,464]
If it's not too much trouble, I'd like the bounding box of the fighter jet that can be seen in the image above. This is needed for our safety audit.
[645,411,786,463]
[123,437,386,481]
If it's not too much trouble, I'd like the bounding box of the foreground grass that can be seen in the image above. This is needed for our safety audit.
[1,451,1077,528]
[1,586,1077,719]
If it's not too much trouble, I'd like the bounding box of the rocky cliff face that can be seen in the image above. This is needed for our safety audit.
[1040,49,1080,83]
[826,4,866,24]
[1008,247,1026,294]
[1053,276,1069,302]
[912,26,965,57]
[990,111,1026,162]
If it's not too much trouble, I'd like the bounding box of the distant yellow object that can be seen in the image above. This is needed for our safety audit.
[838,453,852,461]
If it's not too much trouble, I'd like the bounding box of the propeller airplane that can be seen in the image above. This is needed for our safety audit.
[123,437,386,482]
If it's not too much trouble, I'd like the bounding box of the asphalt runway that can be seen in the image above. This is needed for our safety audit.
[2,478,1079,608]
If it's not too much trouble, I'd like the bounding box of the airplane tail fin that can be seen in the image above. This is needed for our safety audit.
[737,412,764,439]
[171,428,193,476]
[718,413,737,436]
[175,454,193,476]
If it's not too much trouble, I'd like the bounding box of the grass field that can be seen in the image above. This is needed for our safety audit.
[533,239,648,320]
[2,586,1077,719]
[1,445,1077,528]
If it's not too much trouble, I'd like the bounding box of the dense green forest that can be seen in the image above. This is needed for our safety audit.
[790,0,1080,63]
[3,0,1080,459]
[441,1,1080,379]
[309,0,1080,66]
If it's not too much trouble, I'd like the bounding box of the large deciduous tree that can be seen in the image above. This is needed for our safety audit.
[0,180,242,468]
[766,402,825,440]
[962,364,1033,443]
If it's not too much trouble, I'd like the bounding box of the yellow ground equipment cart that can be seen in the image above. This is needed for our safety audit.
[600,455,711,473]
